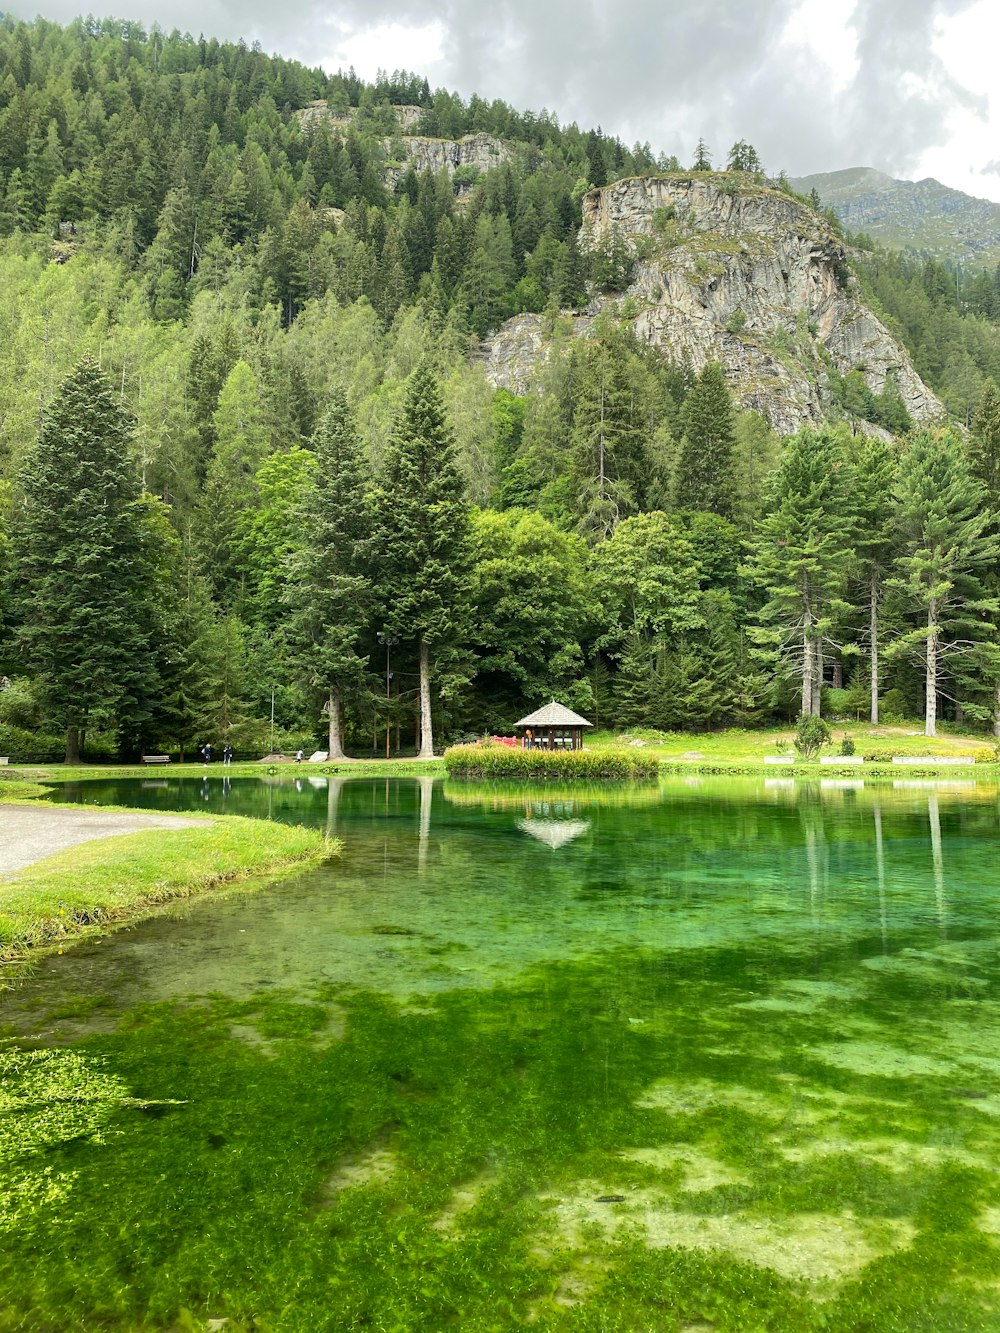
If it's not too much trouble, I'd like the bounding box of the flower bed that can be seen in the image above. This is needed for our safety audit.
[442,744,659,780]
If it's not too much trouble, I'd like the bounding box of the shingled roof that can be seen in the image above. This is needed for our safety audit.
[513,700,593,728]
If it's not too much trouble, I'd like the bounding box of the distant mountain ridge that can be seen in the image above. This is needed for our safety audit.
[790,167,1000,265]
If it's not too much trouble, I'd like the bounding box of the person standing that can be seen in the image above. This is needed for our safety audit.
[202,743,212,763]
[223,744,233,766]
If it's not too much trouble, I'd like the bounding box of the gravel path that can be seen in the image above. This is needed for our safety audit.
[0,804,208,877]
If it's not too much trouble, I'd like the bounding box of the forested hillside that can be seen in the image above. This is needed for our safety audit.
[1,15,1000,761]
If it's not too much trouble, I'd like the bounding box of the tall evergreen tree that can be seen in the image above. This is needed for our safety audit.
[887,428,1000,737]
[6,359,153,761]
[748,426,854,716]
[372,365,470,757]
[284,390,372,759]
[846,433,897,723]
[675,362,738,519]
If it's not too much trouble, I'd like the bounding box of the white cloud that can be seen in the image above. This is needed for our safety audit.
[317,18,448,81]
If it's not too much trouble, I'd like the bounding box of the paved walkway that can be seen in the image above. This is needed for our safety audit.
[0,805,206,877]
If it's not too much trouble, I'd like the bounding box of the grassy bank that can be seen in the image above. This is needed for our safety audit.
[0,815,330,964]
[586,721,1000,777]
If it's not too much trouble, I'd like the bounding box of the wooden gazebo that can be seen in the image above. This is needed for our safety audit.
[514,701,594,751]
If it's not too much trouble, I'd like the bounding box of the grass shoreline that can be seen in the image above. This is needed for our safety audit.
[0,799,332,972]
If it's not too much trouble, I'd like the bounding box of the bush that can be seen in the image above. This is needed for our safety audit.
[794,715,831,761]
[879,689,908,723]
[840,735,856,756]
[443,744,659,780]
[0,724,65,763]
[725,308,748,334]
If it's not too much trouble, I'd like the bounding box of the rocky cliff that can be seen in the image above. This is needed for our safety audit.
[383,134,512,189]
[482,174,943,437]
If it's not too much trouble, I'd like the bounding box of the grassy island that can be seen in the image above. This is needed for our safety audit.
[443,744,660,780]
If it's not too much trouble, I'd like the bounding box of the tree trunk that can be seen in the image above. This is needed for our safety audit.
[65,725,80,765]
[994,680,1000,739]
[870,573,879,725]
[812,638,824,716]
[925,603,938,738]
[417,635,434,759]
[327,691,346,761]
[801,624,813,718]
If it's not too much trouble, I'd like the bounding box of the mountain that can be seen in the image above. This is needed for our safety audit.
[790,168,1000,265]
[483,173,942,437]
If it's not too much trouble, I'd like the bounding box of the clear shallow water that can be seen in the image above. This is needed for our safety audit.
[3,776,1000,1331]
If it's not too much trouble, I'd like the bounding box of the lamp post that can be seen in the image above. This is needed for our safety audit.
[376,632,397,759]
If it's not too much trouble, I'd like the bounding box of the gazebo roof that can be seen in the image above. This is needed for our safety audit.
[514,700,594,729]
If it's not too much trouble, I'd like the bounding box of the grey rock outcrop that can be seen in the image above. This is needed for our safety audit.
[483,174,943,437]
[383,134,512,188]
[295,102,424,133]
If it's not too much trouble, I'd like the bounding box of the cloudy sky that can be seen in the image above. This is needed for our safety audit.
[11,0,1000,201]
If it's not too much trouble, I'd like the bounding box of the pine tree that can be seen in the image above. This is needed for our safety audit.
[284,391,373,759]
[7,359,152,761]
[748,426,854,717]
[372,364,471,757]
[675,362,738,518]
[846,433,897,723]
[887,428,1000,737]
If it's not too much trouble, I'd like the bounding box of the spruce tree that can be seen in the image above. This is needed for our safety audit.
[675,362,738,519]
[846,433,897,723]
[748,426,854,717]
[284,390,372,759]
[887,428,1000,737]
[7,359,151,761]
[372,365,470,757]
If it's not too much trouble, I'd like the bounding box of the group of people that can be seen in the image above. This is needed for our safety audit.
[201,743,234,765]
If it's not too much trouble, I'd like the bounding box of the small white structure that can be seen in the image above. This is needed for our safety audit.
[763,756,794,765]
[820,754,863,766]
[891,755,974,766]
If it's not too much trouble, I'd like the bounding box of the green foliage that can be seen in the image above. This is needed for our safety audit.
[284,391,373,757]
[675,362,738,519]
[794,713,830,759]
[443,742,659,779]
[840,733,856,755]
[5,359,167,759]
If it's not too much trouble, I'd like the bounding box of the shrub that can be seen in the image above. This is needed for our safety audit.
[840,735,856,756]
[725,308,747,334]
[443,744,659,781]
[0,725,65,763]
[794,715,831,761]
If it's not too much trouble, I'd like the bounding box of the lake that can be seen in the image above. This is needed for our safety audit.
[2,775,1000,1331]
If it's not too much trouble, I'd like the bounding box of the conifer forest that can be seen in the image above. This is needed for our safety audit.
[2,15,1000,763]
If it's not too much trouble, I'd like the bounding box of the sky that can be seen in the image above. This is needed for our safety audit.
[10,0,1000,202]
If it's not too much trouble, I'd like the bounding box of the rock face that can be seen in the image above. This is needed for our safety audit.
[295,102,424,133]
[484,174,943,437]
[383,134,512,188]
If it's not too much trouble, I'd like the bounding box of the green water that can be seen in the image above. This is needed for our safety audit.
[3,776,1000,1331]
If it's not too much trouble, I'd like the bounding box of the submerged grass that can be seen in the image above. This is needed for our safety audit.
[0,817,330,962]
[2,937,1000,1331]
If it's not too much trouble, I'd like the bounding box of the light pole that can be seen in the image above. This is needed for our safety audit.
[376,632,397,759]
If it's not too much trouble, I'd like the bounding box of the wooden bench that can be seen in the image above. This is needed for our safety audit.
[142,754,171,765]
